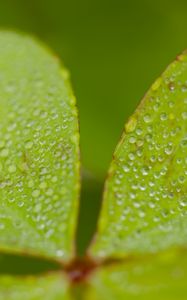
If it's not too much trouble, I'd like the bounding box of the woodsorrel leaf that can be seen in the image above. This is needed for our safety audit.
[87,249,187,300]
[0,274,71,299]
[0,32,80,261]
[90,51,187,259]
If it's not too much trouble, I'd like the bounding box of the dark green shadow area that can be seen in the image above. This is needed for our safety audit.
[0,252,61,275]
[76,171,103,257]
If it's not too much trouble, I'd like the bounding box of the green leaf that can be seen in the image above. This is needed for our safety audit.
[0,273,71,299]
[90,51,187,258]
[0,32,80,261]
[87,249,187,300]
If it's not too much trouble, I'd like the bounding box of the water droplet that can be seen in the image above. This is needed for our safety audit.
[32,190,40,198]
[25,141,33,149]
[125,116,137,133]
[0,222,5,231]
[164,144,173,155]
[143,114,152,123]
[56,250,64,257]
[152,77,162,91]
[182,112,187,120]
[0,148,9,157]
[8,165,16,173]
[160,112,168,121]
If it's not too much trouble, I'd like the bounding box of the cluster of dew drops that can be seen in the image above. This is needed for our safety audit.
[0,69,78,258]
[96,57,187,255]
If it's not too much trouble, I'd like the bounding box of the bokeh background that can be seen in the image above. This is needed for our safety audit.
[1,0,187,253]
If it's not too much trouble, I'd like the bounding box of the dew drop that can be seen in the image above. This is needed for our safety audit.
[25,141,33,149]
[143,114,152,123]
[8,165,17,173]
[32,189,40,198]
[0,148,9,157]
[125,116,137,133]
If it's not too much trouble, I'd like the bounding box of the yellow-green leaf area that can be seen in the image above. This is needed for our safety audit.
[0,32,80,261]
[91,52,187,258]
[0,273,71,300]
[87,249,187,300]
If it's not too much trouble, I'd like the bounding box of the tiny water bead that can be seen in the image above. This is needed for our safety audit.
[0,32,80,261]
[125,116,137,133]
[160,112,168,121]
[25,141,33,149]
[91,52,187,258]
[0,148,9,157]
[8,165,17,173]
[182,111,187,119]
[143,114,152,123]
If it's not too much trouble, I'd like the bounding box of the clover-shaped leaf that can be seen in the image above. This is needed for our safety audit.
[87,50,187,299]
[0,31,80,260]
[90,51,187,258]
[0,31,186,300]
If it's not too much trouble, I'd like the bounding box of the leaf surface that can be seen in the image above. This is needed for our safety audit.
[0,32,80,261]
[87,249,187,300]
[90,51,187,258]
[0,273,71,300]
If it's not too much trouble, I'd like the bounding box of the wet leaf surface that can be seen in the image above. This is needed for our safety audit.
[0,273,71,300]
[87,249,187,300]
[0,32,80,261]
[91,51,187,258]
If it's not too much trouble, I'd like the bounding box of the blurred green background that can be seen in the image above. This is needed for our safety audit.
[0,0,187,253]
